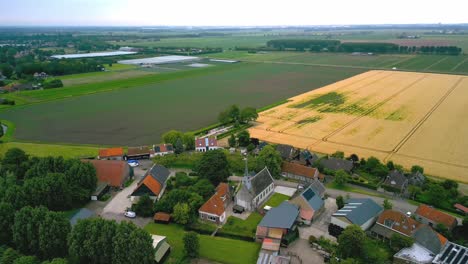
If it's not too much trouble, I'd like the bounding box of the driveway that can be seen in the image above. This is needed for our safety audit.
[299,198,337,242]
[281,239,324,264]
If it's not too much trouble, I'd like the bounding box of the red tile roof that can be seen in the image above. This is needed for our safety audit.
[415,204,457,228]
[127,146,150,156]
[454,203,468,213]
[139,176,162,196]
[196,137,218,148]
[154,212,171,222]
[376,210,421,236]
[199,183,229,216]
[84,159,129,187]
[99,147,124,158]
[282,162,318,179]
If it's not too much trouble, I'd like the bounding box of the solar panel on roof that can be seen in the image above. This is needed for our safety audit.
[441,244,454,260]
[447,249,457,263]
[453,248,465,264]
[303,188,315,200]
[461,255,468,264]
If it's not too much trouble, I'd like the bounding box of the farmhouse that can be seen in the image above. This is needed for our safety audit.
[151,235,171,264]
[281,161,323,183]
[152,144,174,157]
[256,201,299,249]
[98,147,124,160]
[126,146,151,160]
[131,165,171,201]
[408,171,426,187]
[198,183,231,224]
[276,144,296,161]
[85,159,131,188]
[382,170,408,193]
[289,185,325,225]
[414,204,458,230]
[370,210,421,240]
[319,157,354,173]
[195,137,220,152]
[329,198,383,236]
[293,150,319,166]
[235,167,275,211]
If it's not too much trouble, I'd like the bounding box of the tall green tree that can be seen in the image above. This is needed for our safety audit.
[336,196,345,209]
[411,165,424,174]
[41,259,68,264]
[173,203,190,225]
[334,170,348,186]
[183,232,199,258]
[256,145,282,178]
[133,194,154,217]
[175,138,184,154]
[383,199,393,210]
[337,225,367,259]
[1,148,29,179]
[390,234,414,252]
[112,222,154,264]
[196,149,230,185]
[240,107,258,123]
[12,256,39,264]
[183,132,195,150]
[1,248,21,264]
[237,130,250,147]
[0,202,15,245]
[162,130,184,145]
[228,134,237,148]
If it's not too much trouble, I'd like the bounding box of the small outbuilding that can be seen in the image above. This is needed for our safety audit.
[152,235,171,263]
[98,147,124,160]
[154,212,171,224]
[126,146,151,160]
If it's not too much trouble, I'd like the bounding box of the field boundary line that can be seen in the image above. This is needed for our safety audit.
[385,77,464,161]
[320,75,427,142]
[391,152,468,170]
[451,57,468,71]
[424,56,449,70]
[376,56,414,68]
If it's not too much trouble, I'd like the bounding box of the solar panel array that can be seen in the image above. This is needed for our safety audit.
[434,242,468,264]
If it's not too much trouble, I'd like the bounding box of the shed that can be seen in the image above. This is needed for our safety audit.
[152,235,171,263]
[154,212,171,224]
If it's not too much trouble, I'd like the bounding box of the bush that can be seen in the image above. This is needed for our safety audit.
[99,194,111,201]
[43,79,63,89]
[309,235,317,244]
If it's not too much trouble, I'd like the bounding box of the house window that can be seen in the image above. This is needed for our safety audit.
[207,215,217,222]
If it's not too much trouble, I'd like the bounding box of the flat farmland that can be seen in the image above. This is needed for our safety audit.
[250,70,468,182]
[0,63,364,146]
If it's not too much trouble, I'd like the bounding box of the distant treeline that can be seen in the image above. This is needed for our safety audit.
[263,39,462,55]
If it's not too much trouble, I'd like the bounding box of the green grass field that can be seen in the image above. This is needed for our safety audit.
[264,193,290,207]
[220,212,263,238]
[144,223,260,264]
[1,62,364,145]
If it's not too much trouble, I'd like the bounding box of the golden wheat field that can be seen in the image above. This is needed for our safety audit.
[249,70,468,183]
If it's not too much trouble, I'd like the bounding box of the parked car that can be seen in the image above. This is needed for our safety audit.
[124,210,136,218]
[127,160,139,167]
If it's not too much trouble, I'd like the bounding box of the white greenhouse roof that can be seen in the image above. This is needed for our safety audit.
[118,55,199,65]
[51,51,137,59]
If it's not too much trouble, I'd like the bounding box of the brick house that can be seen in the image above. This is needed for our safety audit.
[198,183,231,224]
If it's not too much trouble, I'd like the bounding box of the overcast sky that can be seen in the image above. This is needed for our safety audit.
[1,0,467,26]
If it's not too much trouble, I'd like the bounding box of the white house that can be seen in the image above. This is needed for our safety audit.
[235,167,275,211]
[151,144,174,157]
[195,137,221,152]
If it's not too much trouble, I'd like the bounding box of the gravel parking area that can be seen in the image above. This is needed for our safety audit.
[274,186,297,196]
[299,197,337,242]
[281,239,324,264]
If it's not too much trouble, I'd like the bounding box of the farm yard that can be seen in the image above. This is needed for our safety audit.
[0,62,364,145]
[249,70,468,182]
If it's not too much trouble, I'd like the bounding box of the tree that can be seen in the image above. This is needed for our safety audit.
[386,161,395,170]
[228,134,236,148]
[435,223,452,240]
[240,107,258,123]
[383,199,393,210]
[411,165,424,174]
[390,234,414,252]
[173,203,190,225]
[237,130,250,147]
[2,148,29,179]
[337,225,367,259]
[441,180,458,191]
[256,145,282,178]
[1,248,21,264]
[12,256,39,264]
[183,232,199,258]
[162,130,183,145]
[196,149,230,185]
[427,184,448,207]
[133,194,154,217]
[175,138,184,154]
[112,222,154,264]
[189,179,215,199]
[41,259,68,264]
[408,185,421,200]
[334,170,348,186]
[331,151,344,159]
[183,132,195,150]
[0,202,15,245]
[336,195,345,209]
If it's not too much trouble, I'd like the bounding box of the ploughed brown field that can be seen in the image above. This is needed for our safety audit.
[250,70,468,183]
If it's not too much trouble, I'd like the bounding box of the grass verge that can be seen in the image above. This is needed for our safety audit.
[264,193,291,207]
[326,182,385,198]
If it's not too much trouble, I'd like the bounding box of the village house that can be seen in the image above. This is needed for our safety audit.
[151,144,174,157]
[98,147,124,160]
[293,150,319,166]
[329,198,383,236]
[198,183,231,224]
[281,161,324,183]
[195,137,220,152]
[276,144,297,161]
[382,170,408,193]
[320,157,354,173]
[131,165,171,201]
[289,183,325,225]
[370,210,421,240]
[125,146,151,160]
[84,159,132,200]
[256,201,299,250]
[408,171,426,187]
[414,204,458,230]
[235,167,275,211]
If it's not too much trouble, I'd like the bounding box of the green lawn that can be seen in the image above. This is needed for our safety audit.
[220,212,263,238]
[144,223,261,264]
[265,193,291,207]
[0,142,101,158]
[1,62,364,146]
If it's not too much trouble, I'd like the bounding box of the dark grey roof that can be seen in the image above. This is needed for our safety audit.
[249,167,274,197]
[320,157,353,172]
[413,225,445,254]
[308,179,326,197]
[147,164,170,185]
[383,170,408,189]
[259,201,299,229]
[301,187,324,212]
[409,171,426,186]
[433,242,468,264]
[332,198,383,226]
[276,144,295,160]
[70,208,95,226]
